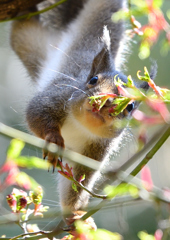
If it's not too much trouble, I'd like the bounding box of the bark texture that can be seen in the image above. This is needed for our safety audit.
[0,0,44,20]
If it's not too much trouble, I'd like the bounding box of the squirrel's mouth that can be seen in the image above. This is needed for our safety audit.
[86,109,105,123]
[72,98,117,138]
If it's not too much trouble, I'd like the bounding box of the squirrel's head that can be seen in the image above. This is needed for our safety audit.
[71,27,157,139]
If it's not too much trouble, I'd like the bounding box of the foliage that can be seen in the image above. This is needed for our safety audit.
[0,139,49,191]
[89,67,170,149]
[112,0,170,58]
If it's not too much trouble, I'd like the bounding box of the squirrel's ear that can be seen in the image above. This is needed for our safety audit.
[87,26,114,81]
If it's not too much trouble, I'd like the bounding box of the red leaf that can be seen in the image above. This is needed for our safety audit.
[58,170,72,180]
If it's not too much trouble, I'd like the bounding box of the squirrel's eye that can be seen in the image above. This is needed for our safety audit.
[126,102,135,113]
[88,76,98,85]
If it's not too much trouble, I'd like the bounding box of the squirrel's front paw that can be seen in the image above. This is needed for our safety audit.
[64,211,97,232]
[43,131,65,172]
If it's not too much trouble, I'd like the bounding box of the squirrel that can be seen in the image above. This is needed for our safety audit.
[10,0,156,228]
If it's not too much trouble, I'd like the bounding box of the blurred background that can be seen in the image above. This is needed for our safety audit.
[0,1,170,239]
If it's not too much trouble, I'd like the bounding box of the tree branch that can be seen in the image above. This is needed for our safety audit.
[0,0,68,22]
[73,179,107,199]
[0,0,43,21]
[0,122,100,171]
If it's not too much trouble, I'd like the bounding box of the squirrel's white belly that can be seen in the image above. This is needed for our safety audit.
[61,113,98,154]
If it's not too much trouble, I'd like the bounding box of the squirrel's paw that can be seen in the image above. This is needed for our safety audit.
[64,211,97,232]
[43,132,65,172]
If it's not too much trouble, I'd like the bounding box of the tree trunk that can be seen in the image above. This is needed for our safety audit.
[0,0,44,21]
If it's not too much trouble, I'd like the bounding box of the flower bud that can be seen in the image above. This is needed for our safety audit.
[6,194,17,212]
[30,186,43,205]
[18,197,27,210]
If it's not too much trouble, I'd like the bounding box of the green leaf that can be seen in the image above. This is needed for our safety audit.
[149,89,170,103]
[163,91,170,102]
[104,183,139,199]
[30,186,43,205]
[167,9,170,20]
[75,221,122,240]
[110,97,131,116]
[130,0,147,8]
[16,172,40,190]
[89,229,122,240]
[160,39,170,57]
[153,0,163,8]
[139,43,150,59]
[128,185,139,198]
[7,139,25,159]
[79,174,86,183]
[15,156,49,170]
[112,9,129,22]
[138,231,154,240]
[72,182,78,192]
[144,67,150,79]
[127,75,135,87]
[114,75,125,87]
[22,214,26,221]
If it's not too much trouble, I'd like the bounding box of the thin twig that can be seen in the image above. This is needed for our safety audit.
[73,179,107,199]
[10,230,51,240]
[0,219,64,240]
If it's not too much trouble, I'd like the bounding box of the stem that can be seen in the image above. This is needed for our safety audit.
[74,179,107,199]
[21,207,31,234]
[130,126,170,177]
[16,221,25,232]
[0,0,67,23]
[105,124,170,180]
[0,208,62,225]
[128,0,131,11]
[118,171,170,205]
[1,220,65,240]
[82,124,170,221]
[10,230,50,240]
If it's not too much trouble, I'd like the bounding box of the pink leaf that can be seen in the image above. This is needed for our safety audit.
[154,229,163,240]
[141,166,153,191]
[132,109,163,125]
[0,161,17,173]
[146,99,170,122]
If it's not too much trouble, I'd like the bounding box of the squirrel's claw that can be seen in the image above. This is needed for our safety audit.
[63,211,97,233]
[43,149,59,172]
[43,131,65,172]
